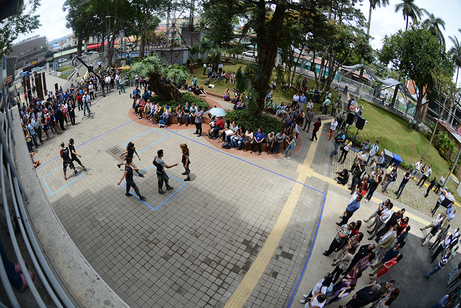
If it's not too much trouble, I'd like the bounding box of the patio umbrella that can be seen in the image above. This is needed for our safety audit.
[208,107,227,117]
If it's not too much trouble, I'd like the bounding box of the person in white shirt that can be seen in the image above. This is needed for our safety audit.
[75,67,79,78]
[306,99,314,111]
[411,159,423,179]
[417,164,432,187]
[292,93,300,107]
[435,174,446,194]
[82,92,91,116]
[366,140,379,165]
[329,117,338,141]
[367,201,393,240]
[105,75,111,93]
[88,82,94,100]
[115,73,120,90]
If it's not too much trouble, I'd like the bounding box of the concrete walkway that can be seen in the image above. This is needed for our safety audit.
[27,75,454,307]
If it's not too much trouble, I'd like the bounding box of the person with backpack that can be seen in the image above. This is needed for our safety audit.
[117,157,146,201]
[60,142,77,181]
[153,149,178,194]
[68,138,86,172]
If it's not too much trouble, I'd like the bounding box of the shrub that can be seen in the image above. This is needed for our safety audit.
[399,160,412,170]
[226,109,282,134]
[150,92,208,111]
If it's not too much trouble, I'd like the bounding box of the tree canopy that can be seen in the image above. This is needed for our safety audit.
[0,0,41,56]
[379,26,454,124]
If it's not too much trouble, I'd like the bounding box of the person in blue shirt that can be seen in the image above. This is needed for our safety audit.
[250,127,266,155]
[298,92,306,111]
[193,75,197,87]
[331,129,346,157]
[337,194,362,226]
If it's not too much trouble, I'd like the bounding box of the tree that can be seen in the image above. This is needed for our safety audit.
[131,0,166,59]
[394,0,427,30]
[448,35,461,85]
[379,27,454,125]
[422,70,458,159]
[422,13,446,47]
[0,0,41,56]
[359,0,389,80]
[129,54,189,102]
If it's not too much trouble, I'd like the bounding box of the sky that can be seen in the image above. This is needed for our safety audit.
[16,0,461,51]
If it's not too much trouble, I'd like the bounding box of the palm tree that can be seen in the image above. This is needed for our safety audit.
[448,36,461,85]
[394,0,427,30]
[422,13,446,46]
[366,0,390,37]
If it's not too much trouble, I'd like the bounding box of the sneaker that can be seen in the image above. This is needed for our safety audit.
[117,164,121,168]
[182,172,187,175]
[287,156,291,159]
[140,196,146,201]
[138,173,144,178]
[19,271,34,293]
[126,193,132,197]
[159,189,165,194]
[303,294,309,299]
[83,167,86,171]
[299,300,305,304]
[184,178,190,181]
[167,186,174,191]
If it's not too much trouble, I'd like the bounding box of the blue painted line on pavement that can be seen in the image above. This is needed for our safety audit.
[37,118,138,171]
[121,165,186,211]
[43,167,82,195]
[145,120,328,307]
[122,128,169,154]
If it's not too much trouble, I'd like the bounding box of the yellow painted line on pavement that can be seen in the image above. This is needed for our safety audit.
[224,121,328,308]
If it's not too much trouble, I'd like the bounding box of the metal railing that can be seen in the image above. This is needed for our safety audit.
[0,86,78,307]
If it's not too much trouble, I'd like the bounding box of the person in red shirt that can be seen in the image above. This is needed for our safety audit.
[212,116,225,139]
[75,93,83,111]
[311,118,321,141]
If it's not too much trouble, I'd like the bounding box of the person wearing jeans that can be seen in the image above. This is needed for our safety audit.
[83,93,91,116]
[274,130,285,154]
[382,168,397,193]
[395,170,411,199]
[425,256,449,280]
[331,130,345,156]
[193,106,204,137]
[284,135,296,159]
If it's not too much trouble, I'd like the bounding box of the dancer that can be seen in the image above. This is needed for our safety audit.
[180,144,191,181]
[60,142,77,181]
[117,157,146,201]
[68,138,86,171]
[153,149,178,194]
[117,142,143,177]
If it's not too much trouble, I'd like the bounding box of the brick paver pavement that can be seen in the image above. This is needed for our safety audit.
[34,78,325,307]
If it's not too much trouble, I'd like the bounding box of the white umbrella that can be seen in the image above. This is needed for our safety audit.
[208,107,227,117]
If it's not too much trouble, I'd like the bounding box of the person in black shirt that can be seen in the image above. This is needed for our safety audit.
[375,209,405,242]
[117,158,146,201]
[60,142,77,181]
[68,139,86,171]
[117,142,143,177]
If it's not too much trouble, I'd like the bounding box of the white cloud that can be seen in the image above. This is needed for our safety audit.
[15,0,72,43]
[359,0,461,51]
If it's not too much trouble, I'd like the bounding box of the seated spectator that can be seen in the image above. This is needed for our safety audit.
[250,127,266,155]
[242,128,253,151]
[230,72,236,84]
[176,104,184,126]
[211,116,225,139]
[219,121,239,143]
[196,86,207,96]
[336,169,349,185]
[266,131,275,154]
[158,104,171,127]
[188,103,197,125]
[231,127,245,149]
[225,72,231,83]
[275,102,286,116]
[224,88,230,101]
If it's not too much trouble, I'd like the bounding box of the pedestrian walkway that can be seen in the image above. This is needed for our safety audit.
[28,74,453,307]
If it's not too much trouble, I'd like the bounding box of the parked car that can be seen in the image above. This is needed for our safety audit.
[242,50,258,57]
[31,66,44,73]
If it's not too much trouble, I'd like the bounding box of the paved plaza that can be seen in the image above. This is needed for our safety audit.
[28,73,458,307]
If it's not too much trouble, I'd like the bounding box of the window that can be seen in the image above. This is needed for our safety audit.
[27,49,30,54]
[34,47,37,51]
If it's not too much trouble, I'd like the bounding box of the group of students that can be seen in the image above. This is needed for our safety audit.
[302,193,409,307]
[207,118,298,158]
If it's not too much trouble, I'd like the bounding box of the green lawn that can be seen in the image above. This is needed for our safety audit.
[190,62,340,115]
[347,99,460,194]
